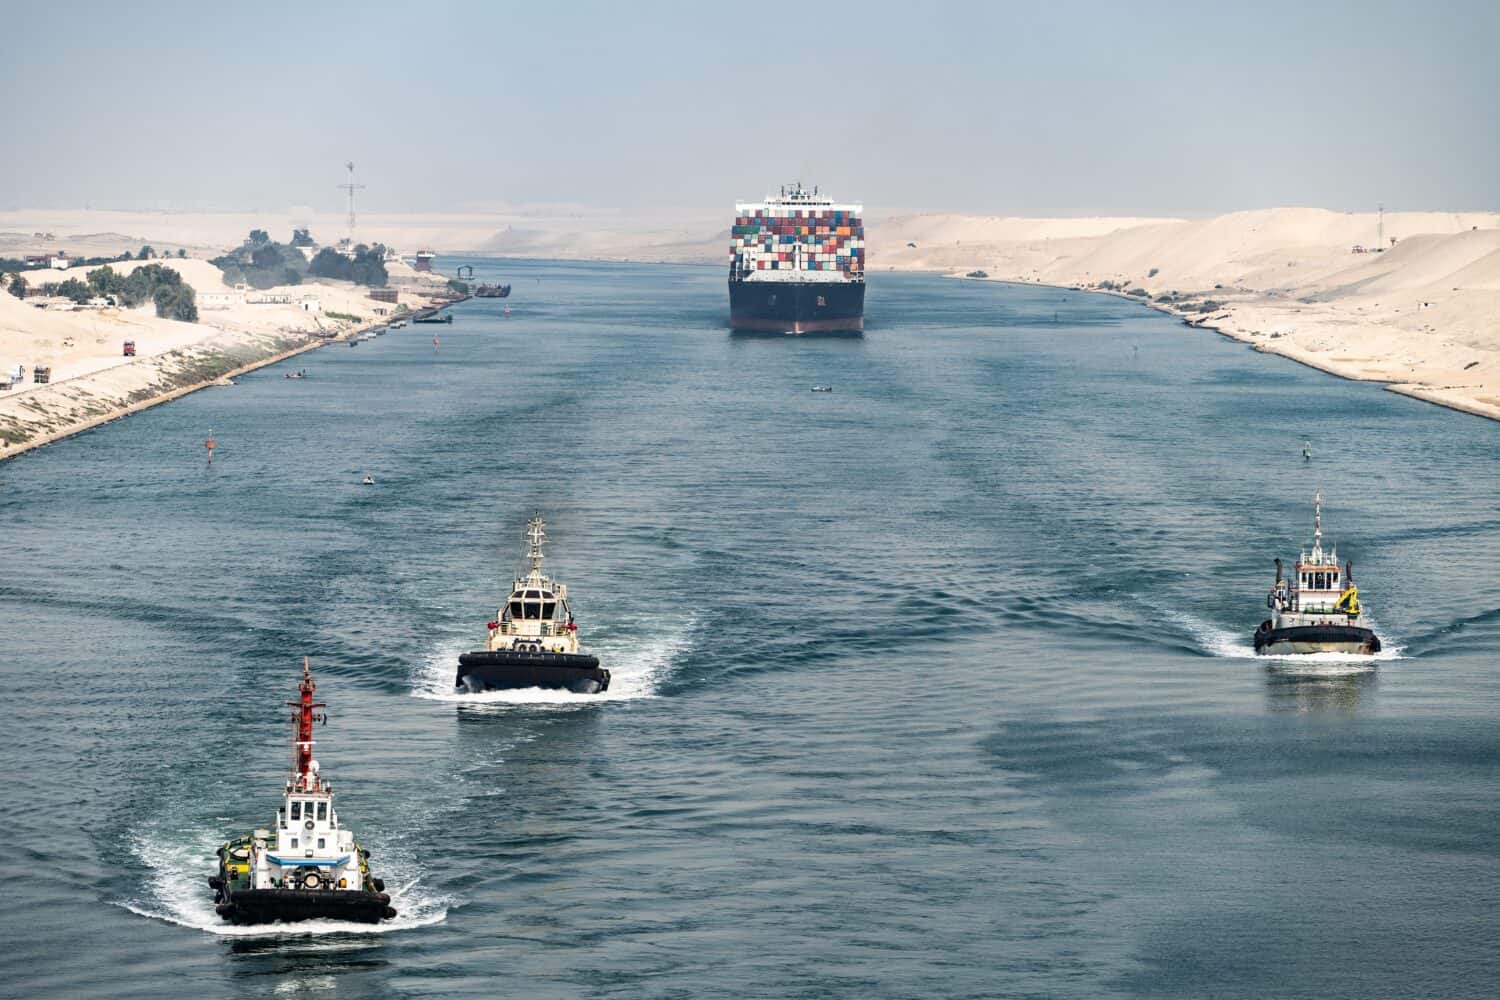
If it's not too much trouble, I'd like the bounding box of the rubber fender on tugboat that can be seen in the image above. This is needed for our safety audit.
[207,876,223,890]
[372,877,385,892]
[377,892,391,905]
[383,907,398,920]
[215,903,235,918]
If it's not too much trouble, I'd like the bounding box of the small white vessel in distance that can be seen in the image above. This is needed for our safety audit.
[455,513,609,694]
[361,473,374,486]
[1254,493,1381,655]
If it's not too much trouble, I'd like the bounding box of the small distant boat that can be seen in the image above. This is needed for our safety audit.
[284,371,306,380]
[474,283,512,299]
[390,320,407,329]
[361,474,375,486]
[413,312,452,325]
[1254,493,1381,656]
[456,513,609,695]
[811,385,833,392]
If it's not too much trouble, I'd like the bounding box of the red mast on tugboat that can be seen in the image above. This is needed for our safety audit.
[287,656,326,790]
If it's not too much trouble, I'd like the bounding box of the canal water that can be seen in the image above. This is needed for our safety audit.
[2,261,1497,998]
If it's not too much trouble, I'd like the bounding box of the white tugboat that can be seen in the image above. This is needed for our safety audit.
[456,514,609,694]
[208,658,395,925]
[1255,493,1381,655]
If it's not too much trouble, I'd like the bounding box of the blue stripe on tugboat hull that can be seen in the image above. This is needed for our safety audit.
[456,650,610,694]
[1253,623,1381,654]
[729,279,864,334]
[222,888,394,925]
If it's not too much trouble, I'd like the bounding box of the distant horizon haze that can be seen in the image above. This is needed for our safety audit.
[5,1,1497,219]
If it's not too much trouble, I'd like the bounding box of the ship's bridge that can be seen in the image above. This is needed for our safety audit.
[505,588,566,621]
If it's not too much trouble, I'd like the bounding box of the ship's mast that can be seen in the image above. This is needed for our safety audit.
[524,513,546,582]
[288,657,327,790]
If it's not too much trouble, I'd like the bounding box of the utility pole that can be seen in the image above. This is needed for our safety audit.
[1377,202,1384,250]
[338,162,365,247]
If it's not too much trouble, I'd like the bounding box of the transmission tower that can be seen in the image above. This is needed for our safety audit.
[338,162,365,245]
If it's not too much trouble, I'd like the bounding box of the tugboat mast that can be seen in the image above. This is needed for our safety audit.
[287,657,326,791]
[520,513,547,585]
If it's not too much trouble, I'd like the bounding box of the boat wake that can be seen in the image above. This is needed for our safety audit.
[116,827,450,938]
[412,616,695,707]
[1159,609,1402,666]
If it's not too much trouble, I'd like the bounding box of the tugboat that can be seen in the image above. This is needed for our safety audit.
[208,658,396,926]
[1255,493,1381,655]
[474,282,511,298]
[456,514,610,694]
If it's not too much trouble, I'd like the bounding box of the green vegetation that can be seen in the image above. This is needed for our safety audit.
[53,278,93,303]
[447,279,470,295]
[1127,288,1149,297]
[84,264,198,321]
[211,230,311,290]
[6,273,24,299]
[137,245,155,260]
[323,310,361,322]
[291,228,315,247]
[1147,267,1160,278]
[309,244,388,287]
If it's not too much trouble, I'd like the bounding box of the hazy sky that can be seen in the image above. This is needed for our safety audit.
[5,1,1497,218]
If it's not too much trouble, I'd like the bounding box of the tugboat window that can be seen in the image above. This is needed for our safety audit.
[317,838,326,849]
[508,601,524,619]
[524,600,541,619]
[317,802,327,821]
[290,801,301,820]
[541,601,557,619]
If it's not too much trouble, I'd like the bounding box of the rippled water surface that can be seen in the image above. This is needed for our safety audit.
[3,261,1498,999]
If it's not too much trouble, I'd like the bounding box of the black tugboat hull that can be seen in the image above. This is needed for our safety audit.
[457,650,610,694]
[218,888,395,925]
[1253,622,1381,655]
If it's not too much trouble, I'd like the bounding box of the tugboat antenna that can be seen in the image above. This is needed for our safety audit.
[287,657,327,789]
[524,512,547,578]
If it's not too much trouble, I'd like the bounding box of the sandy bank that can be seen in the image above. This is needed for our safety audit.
[878,208,1500,423]
[1,255,453,460]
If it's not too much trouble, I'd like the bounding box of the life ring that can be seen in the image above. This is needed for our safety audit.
[304,819,315,831]
[300,870,325,890]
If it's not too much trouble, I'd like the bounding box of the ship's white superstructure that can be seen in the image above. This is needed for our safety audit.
[484,514,584,656]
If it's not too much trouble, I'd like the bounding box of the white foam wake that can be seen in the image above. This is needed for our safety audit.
[412,616,695,707]
[116,827,450,938]
[1160,608,1403,665]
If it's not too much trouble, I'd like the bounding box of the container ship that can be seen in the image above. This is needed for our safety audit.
[729,183,865,334]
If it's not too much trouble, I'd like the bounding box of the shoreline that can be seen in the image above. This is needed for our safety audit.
[968,274,1500,425]
[0,298,462,464]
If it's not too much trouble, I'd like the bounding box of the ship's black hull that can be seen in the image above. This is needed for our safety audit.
[1253,622,1381,655]
[729,279,864,334]
[457,650,610,694]
[217,888,395,926]
[474,285,511,298]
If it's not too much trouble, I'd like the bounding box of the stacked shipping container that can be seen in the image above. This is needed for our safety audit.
[730,204,865,276]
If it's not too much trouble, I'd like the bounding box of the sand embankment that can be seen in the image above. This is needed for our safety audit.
[875,208,1500,421]
[1,256,450,459]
